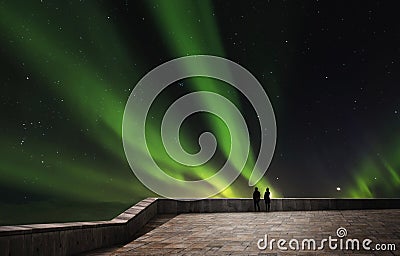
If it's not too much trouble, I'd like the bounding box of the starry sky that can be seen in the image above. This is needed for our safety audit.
[1,0,400,223]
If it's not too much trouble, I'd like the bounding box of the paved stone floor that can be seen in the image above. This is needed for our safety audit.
[85,210,400,255]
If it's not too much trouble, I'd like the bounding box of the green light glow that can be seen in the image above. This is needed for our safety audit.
[0,0,279,214]
[346,138,400,198]
[0,2,128,161]
[147,0,277,194]
[0,136,149,202]
[0,2,152,206]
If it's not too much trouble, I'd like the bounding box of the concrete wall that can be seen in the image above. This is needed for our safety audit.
[157,198,400,214]
[0,198,158,256]
[1,198,400,255]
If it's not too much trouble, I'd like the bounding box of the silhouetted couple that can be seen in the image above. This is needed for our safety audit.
[253,187,271,212]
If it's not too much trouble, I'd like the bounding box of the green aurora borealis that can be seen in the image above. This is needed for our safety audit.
[0,0,400,224]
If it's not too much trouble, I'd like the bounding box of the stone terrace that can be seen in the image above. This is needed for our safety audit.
[87,209,400,256]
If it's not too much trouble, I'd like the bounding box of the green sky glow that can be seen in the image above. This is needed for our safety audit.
[347,138,400,198]
[2,0,399,215]
[147,0,278,194]
[0,0,279,204]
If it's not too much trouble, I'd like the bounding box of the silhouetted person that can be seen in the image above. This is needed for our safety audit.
[264,188,271,212]
[253,187,261,211]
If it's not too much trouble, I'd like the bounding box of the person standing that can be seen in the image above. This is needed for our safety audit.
[253,187,261,211]
[264,187,271,212]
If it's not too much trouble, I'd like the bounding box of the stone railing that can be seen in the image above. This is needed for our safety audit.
[1,198,399,255]
[0,198,158,255]
[157,198,400,213]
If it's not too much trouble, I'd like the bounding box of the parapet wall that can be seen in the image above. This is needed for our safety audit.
[157,198,400,213]
[1,198,399,255]
[0,198,158,256]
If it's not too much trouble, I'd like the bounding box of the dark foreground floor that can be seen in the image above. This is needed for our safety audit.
[84,210,400,255]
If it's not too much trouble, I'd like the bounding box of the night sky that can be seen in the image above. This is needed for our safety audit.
[1,0,400,223]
